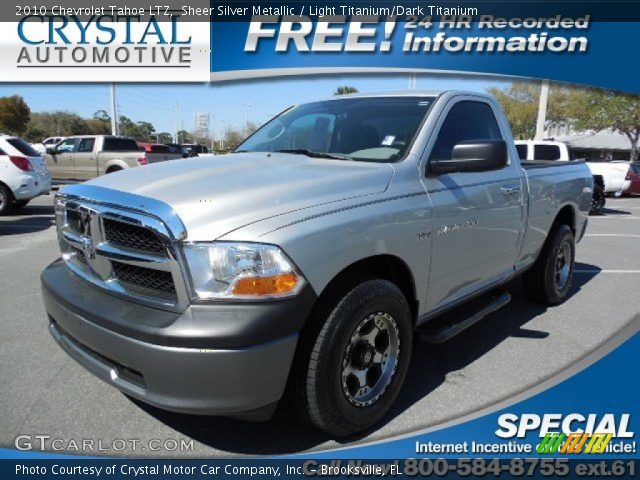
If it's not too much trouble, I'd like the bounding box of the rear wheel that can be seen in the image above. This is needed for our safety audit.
[289,278,412,437]
[589,184,605,215]
[0,185,13,215]
[523,224,575,306]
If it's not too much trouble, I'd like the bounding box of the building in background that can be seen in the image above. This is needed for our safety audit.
[546,125,634,162]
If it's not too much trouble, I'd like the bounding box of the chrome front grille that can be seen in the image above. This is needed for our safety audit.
[66,209,82,233]
[103,218,167,255]
[55,196,190,312]
[112,261,177,301]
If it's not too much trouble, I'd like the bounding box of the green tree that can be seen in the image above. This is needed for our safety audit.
[223,127,245,149]
[488,82,569,140]
[334,86,359,96]
[25,111,88,139]
[135,121,155,139]
[93,110,110,122]
[88,110,111,134]
[563,87,640,162]
[118,116,136,137]
[177,130,192,143]
[117,117,155,140]
[86,118,111,135]
[246,121,259,136]
[24,124,47,143]
[156,132,173,144]
[0,95,31,135]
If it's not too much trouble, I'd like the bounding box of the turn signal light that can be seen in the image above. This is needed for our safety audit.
[137,156,148,166]
[9,156,32,171]
[231,273,300,296]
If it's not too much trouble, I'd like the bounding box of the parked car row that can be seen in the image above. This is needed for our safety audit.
[0,135,51,214]
[43,135,184,183]
[1,133,210,214]
[625,163,640,195]
[515,140,639,214]
[136,142,209,158]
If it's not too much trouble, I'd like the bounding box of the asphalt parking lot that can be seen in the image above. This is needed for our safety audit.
[1,194,639,457]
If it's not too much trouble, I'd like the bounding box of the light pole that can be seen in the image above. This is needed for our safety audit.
[242,102,252,136]
[174,100,179,144]
[408,73,417,90]
[535,79,550,140]
[110,83,118,135]
[219,119,226,151]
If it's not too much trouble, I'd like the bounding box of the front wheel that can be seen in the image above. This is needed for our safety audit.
[289,279,413,437]
[523,224,575,306]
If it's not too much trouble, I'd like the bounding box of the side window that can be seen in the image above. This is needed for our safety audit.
[515,144,528,160]
[429,101,503,161]
[77,138,95,153]
[534,144,561,160]
[56,138,77,153]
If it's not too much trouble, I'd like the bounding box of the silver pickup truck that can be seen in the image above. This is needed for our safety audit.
[45,135,181,182]
[41,91,592,437]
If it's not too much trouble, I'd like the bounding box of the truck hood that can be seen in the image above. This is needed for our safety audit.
[87,152,394,240]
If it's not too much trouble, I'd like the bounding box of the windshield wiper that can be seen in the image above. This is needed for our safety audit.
[276,149,352,161]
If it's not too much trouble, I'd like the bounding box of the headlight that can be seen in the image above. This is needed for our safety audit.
[182,242,306,300]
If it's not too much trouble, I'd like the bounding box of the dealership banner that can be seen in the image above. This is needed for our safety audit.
[0,1,639,92]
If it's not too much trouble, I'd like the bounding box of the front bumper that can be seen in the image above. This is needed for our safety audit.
[41,260,316,417]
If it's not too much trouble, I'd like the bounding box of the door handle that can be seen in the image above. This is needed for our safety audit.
[500,184,521,195]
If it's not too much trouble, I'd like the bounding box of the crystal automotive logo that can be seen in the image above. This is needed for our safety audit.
[16,15,192,69]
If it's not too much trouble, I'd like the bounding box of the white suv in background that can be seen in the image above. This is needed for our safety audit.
[515,140,631,195]
[0,135,51,215]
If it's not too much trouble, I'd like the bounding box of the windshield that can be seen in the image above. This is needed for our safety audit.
[235,96,435,162]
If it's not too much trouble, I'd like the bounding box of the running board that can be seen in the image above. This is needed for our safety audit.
[418,290,511,344]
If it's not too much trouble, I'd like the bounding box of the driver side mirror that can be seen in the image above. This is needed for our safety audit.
[46,147,57,155]
[429,140,508,174]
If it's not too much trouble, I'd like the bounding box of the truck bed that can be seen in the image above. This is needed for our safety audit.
[521,159,583,169]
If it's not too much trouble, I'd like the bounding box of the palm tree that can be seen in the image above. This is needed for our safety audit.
[334,86,359,96]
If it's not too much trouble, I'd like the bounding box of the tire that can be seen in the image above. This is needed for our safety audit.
[0,185,13,216]
[12,199,30,210]
[106,167,122,174]
[289,278,413,437]
[589,185,605,215]
[523,224,575,306]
